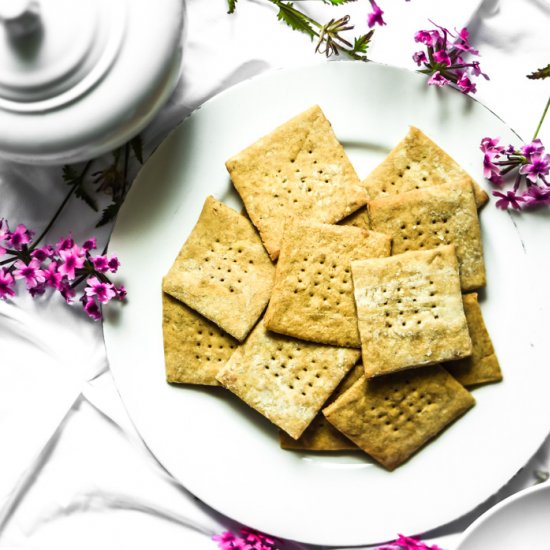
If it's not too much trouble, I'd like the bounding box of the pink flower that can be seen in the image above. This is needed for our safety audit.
[412,51,427,66]
[367,0,386,27]
[31,245,55,262]
[212,531,247,550]
[58,244,85,280]
[493,190,526,210]
[427,71,449,87]
[82,296,102,321]
[0,268,15,299]
[480,137,504,156]
[91,255,109,273]
[59,281,76,304]
[82,237,97,251]
[6,224,33,250]
[0,219,8,255]
[483,154,503,184]
[524,184,550,206]
[56,235,75,251]
[84,276,117,304]
[456,73,476,94]
[13,259,45,289]
[520,139,545,160]
[519,153,550,183]
[115,285,127,300]
[433,50,451,66]
[107,255,120,273]
[43,261,63,290]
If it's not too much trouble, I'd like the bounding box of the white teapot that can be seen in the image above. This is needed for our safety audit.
[0,0,183,164]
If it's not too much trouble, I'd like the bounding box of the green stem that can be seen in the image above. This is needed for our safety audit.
[30,160,93,250]
[533,96,550,140]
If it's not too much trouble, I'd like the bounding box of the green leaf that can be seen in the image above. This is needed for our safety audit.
[320,0,356,4]
[75,185,98,212]
[96,201,122,227]
[227,0,237,14]
[62,165,79,184]
[276,2,316,39]
[130,134,144,164]
[527,63,550,80]
[348,30,373,60]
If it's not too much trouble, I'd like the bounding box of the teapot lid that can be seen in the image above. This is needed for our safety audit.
[0,0,183,164]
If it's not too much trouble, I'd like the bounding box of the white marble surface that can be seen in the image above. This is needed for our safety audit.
[0,1,549,548]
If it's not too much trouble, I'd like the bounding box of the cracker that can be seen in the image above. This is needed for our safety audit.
[323,365,475,470]
[279,363,363,451]
[367,180,486,291]
[264,220,391,347]
[446,293,502,386]
[361,126,488,208]
[216,319,360,439]
[162,293,238,385]
[225,105,369,260]
[162,196,275,341]
[351,245,472,378]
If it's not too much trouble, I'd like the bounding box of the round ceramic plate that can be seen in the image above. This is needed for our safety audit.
[104,62,549,546]
[455,482,550,549]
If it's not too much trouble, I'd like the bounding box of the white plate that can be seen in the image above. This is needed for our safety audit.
[104,62,550,546]
[455,482,550,550]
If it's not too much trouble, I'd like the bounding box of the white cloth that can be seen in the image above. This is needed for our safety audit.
[1,1,549,548]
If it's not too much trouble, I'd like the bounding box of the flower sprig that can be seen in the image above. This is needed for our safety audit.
[228,0,373,60]
[481,96,550,209]
[413,22,488,94]
[0,220,125,320]
[213,528,281,550]
[378,534,443,550]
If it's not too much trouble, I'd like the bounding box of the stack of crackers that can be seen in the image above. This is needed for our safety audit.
[162,105,502,470]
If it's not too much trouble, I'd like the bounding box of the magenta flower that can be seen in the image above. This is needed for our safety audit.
[212,528,280,550]
[0,219,8,255]
[0,268,15,299]
[456,73,476,94]
[480,137,504,156]
[107,255,120,273]
[427,71,449,87]
[115,284,127,300]
[524,184,550,206]
[13,259,46,289]
[519,153,550,183]
[413,23,487,94]
[367,0,386,27]
[378,534,443,549]
[6,223,33,250]
[82,237,97,251]
[493,190,526,210]
[483,154,503,184]
[58,244,85,279]
[433,50,451,66]
[82,296,102,321]
[59,281,76,304]
[91,255,109,272]
[56,235,75,251]
[31,245,55,262]
[520,139,545,159]
[84,276,117,304]
[43,261,63,290]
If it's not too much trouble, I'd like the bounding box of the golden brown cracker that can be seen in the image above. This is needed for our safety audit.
[162,293,238,385]
[351,245,472,378]
[361,126,488,208]
[279,363,364,451]
[264,220,391,347]
[225,105,369,260]
[367,180,486,291]
[216,319,360,439]
[446,293,502,386]
[162,196,275,341]
[323,365,475,470]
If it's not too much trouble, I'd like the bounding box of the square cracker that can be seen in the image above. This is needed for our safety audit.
[361,126,488,208]
[351,245,472,378]
[367,179,486,291]
[225,105,369,260]
[162,293,238,385]
[446,293,502,386]
[216,319,360,440]
[264,220,391,348]
[323,365,475,470]
[162,196,275,341]
[279,363,364,451]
